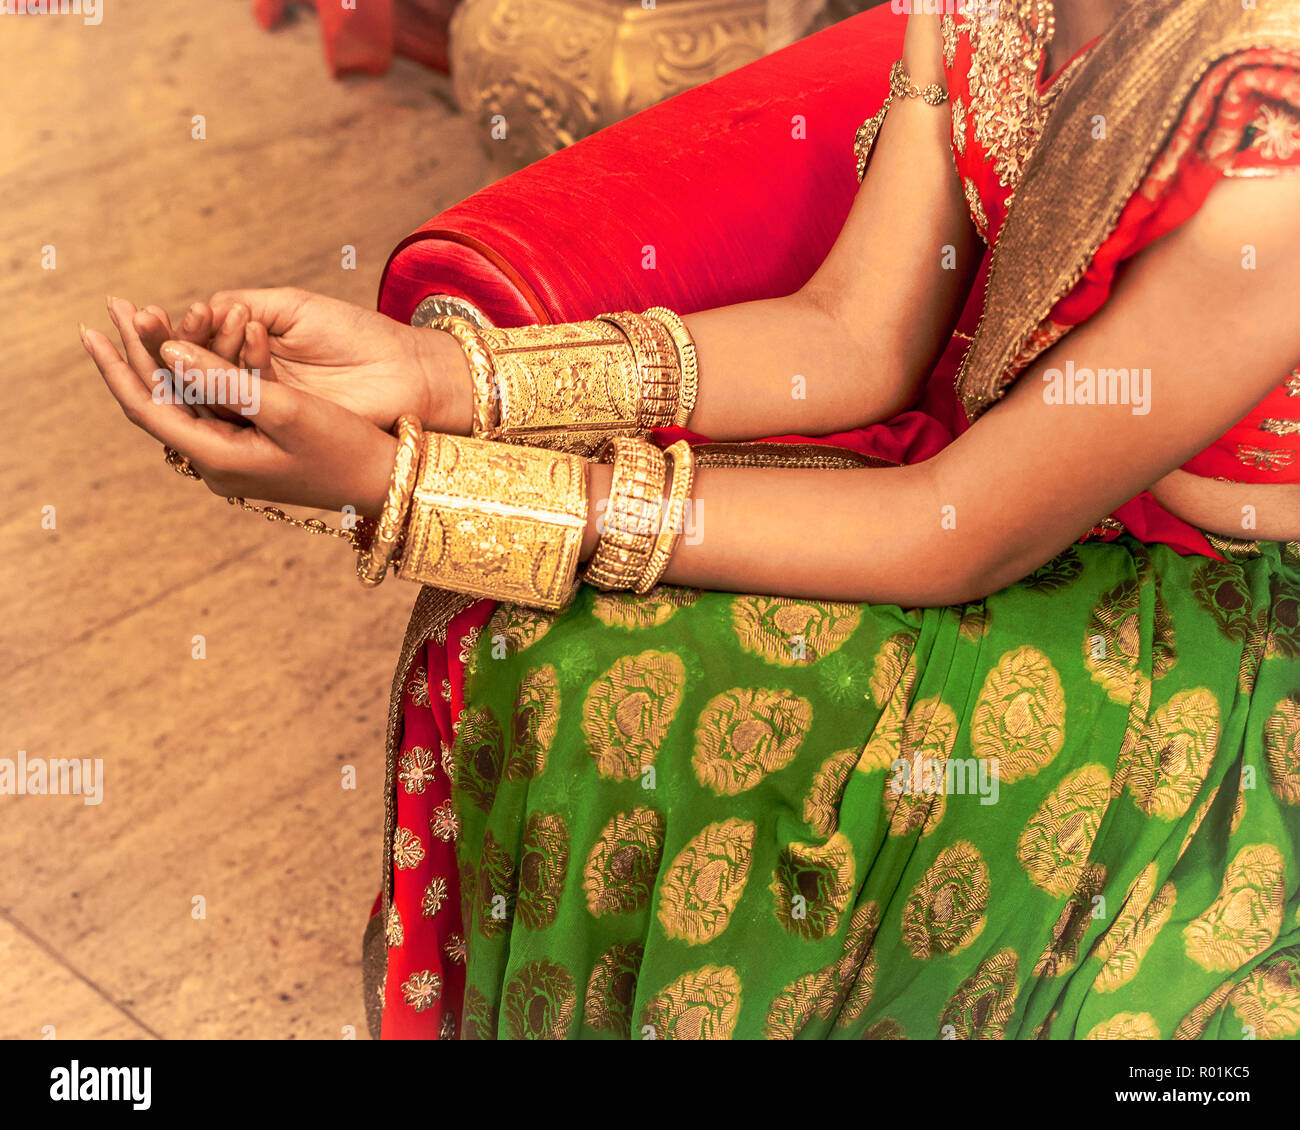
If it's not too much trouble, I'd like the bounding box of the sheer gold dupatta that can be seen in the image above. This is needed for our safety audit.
[956,0,1300,424]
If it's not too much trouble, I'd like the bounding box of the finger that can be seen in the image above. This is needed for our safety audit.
[132,307,173,368]
[175,301,214,347]
[143,304,174,339]
[159,338,300,438]
[209,287,308,338]
[130,305,220,420]
[84,326,248,464]
[239,320,275,377]
[106,298,199,417]
[210,302,249,362]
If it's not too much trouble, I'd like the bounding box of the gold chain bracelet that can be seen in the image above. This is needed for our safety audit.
[854,59,949,182]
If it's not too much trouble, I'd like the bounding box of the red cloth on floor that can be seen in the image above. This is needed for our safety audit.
[253,0,455,76]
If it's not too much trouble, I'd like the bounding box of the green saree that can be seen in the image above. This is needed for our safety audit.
[453,537,1300,1039]
[369,0,1300,1041]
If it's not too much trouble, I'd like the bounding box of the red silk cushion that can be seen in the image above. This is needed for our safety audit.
[377,7,905,329]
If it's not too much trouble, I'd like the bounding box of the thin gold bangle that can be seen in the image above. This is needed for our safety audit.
[432,315,500,440]
[634,440,694,594]
[643,307,698,428]
[357,414,423,587]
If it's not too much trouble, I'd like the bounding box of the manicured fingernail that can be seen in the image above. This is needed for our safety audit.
[160,340,187,365]
[78,322,89,346]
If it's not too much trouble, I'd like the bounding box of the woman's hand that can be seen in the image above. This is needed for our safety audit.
[83,324,399,517]
[118,288,473,435]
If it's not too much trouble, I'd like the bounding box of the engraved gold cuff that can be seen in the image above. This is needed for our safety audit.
[397,433,589,611]
[476,319,642,455]
[435,309,699,455]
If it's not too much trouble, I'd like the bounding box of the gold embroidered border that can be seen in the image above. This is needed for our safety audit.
[957,0,1300,422]
[689,441,897,470]
[369,585,479,1033]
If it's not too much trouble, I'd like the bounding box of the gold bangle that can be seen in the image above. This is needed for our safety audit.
[642,308,698,429]
[397,433,588,611]
[432,315,500,440]
[634,440,694,594]
[582,436,667,591]
[596,311,681,430]
[357,414,424,587]
[477,318,643,455]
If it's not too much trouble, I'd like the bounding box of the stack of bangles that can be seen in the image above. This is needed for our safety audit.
[357,423,695,610]
[355,306,698,609]
[166,305,700,610]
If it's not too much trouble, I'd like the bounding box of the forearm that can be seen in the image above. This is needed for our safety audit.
[678,291,899,440]
[580,457,980,607]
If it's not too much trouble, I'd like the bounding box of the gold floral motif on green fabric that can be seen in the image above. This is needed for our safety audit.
[582,650,685,780]
[584,942,644,1037]
[939,948,1020,1039]
[729,596,862,666]
[641,965,742,1040]
[658,818,756,945]
[971,646,1066,782]
[1185,843,1286,972]
[504,958,577,1040]
[692,687,813,796]
[516,812,570,930]
[506,665,559,781]
[583,807,666,917]
[901,841,989,959]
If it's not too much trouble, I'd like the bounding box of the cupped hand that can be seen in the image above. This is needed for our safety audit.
[83,324,399,517]
[120,288,472,434]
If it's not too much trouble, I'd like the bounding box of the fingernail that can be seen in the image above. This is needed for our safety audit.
[106,294,121,312]
[160,340,187,365]
[182,307,198,328]
[223,304,244,331]
[78,322,89,346]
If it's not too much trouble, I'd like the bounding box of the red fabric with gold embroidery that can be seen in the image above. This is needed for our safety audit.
[948,25,1300,483]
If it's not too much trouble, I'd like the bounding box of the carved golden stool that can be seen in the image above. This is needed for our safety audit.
[451,0,796,166]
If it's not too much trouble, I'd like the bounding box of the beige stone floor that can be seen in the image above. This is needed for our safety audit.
[0,0,491,1038]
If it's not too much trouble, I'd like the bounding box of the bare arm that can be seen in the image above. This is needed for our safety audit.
[583,173,1300,603]
[682,15,979,438]
[683,16,980,439]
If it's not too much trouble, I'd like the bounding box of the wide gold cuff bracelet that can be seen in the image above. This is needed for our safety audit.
[435,310,699,455]
[396,433,589,611]
[475,318,643,456]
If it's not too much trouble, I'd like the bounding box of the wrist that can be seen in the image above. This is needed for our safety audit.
[412,326,474,434]
[582,459,614,560]
[357,429,401,517]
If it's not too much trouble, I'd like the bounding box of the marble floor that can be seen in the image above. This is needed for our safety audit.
[0,0,491,1039]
